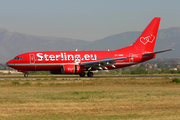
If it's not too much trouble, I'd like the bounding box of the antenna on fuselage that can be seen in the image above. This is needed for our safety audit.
[76,49,78,51]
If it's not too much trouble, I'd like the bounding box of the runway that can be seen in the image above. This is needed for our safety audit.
[0,75,179,80]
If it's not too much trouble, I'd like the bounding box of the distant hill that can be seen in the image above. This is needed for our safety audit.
[0,27,180,63]
[155,27,180,58]
[81,31,140,50]
[0,28,89,62]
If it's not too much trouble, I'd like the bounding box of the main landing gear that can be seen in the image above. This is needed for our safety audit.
[87,71,93,77]
[79,72,94,77]
[24,73,28,77]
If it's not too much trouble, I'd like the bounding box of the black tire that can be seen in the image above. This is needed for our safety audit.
[87,72,93,77]
[79,72,85,77]
[24,73,28,77]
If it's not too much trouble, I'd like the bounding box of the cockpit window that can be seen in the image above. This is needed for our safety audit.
[14,57,23,60]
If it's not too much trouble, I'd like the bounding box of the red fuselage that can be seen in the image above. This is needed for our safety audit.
[6,50,155,72]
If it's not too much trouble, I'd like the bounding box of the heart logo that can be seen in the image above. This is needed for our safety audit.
[148,34,155,43]
[140,37,148,45]
[140,34,155,45]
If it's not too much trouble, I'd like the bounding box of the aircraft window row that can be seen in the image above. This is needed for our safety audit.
[14,57,23,60]
[37,57,120,60]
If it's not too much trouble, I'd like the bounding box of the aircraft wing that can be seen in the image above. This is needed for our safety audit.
[143,49,173,56]
[79,57,131,70]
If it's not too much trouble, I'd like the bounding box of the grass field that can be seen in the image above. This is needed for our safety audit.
[0,76,180,120]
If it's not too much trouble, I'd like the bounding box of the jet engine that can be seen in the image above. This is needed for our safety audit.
[50,65,84,74]
[61,64,84,74]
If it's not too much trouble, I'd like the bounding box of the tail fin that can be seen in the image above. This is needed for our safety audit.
[132,17,161,53]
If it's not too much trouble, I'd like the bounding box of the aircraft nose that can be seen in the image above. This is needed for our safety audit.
[6,59,14,67]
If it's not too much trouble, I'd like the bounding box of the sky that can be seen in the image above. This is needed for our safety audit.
[0,0,180,41]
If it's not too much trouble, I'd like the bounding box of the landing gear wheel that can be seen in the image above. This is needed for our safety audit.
[24,73,28,77]
[87,72,93,77]
[79,72,85,77]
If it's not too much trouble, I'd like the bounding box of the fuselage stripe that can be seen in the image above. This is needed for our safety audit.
[7,62,139,66]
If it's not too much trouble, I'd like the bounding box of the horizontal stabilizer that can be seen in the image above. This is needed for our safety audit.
[143,49,173,56]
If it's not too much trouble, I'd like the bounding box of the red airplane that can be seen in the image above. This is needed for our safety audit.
[6,17,172,77]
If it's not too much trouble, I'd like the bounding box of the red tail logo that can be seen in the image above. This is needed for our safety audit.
[140,34,155,45]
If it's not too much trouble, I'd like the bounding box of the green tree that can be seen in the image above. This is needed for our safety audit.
[130,67,148,74]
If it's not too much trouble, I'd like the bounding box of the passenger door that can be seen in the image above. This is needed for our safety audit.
[29,54,35,64]
[129,53,134,63]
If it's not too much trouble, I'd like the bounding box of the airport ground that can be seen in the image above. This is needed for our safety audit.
[0,75,180,120]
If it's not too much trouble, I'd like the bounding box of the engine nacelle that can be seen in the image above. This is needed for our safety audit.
[61,64,84,74]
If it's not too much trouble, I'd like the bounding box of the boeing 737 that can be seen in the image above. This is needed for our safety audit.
[6,17,172,77]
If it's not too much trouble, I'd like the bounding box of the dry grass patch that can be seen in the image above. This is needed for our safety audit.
[0,77,180,119]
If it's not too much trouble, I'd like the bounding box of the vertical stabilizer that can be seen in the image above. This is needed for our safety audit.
[132,17,161,53]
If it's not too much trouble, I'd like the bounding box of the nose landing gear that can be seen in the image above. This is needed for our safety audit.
[24,73,28,77]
